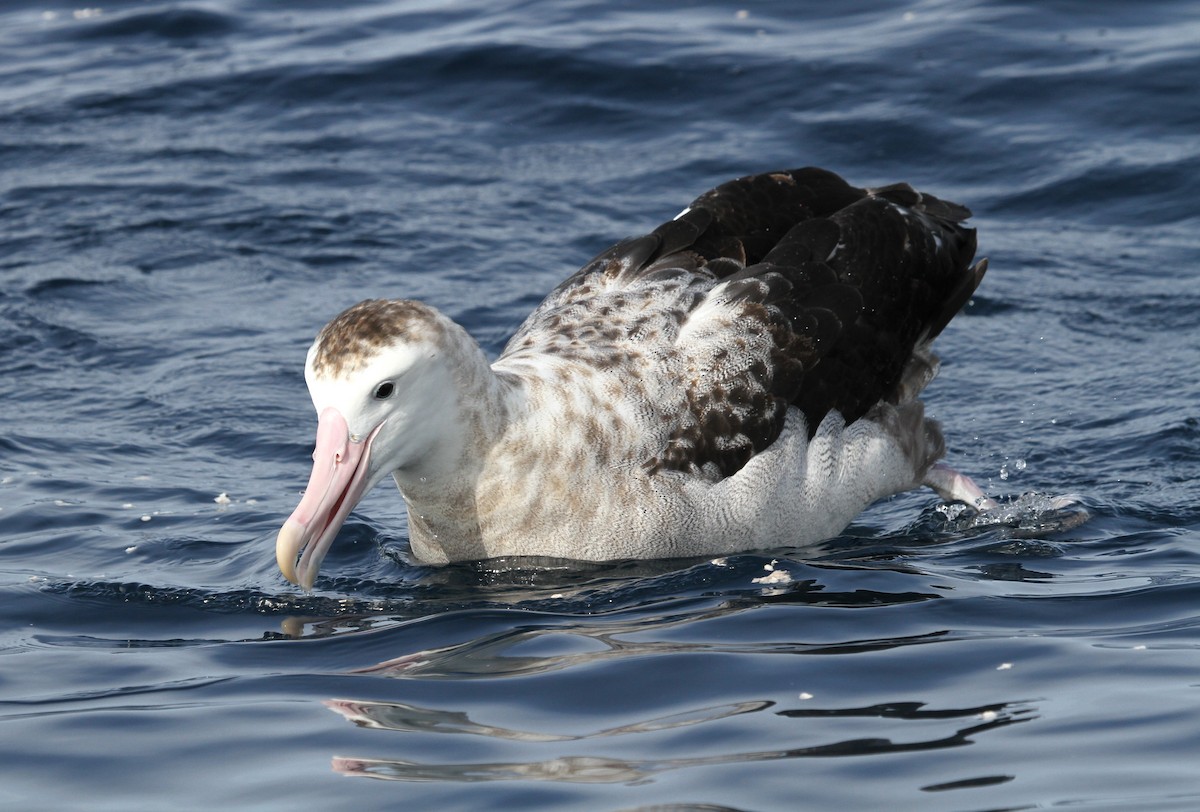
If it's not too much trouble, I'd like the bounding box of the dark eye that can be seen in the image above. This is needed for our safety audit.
[373,381,395,400]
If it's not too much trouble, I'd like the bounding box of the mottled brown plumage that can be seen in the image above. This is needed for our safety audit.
[312,299,442,376]
[504,167,983,480]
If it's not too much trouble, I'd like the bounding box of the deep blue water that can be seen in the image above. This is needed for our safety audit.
[2,1,1199,809]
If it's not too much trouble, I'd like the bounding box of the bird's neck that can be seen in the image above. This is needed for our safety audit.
[389,323,517,563]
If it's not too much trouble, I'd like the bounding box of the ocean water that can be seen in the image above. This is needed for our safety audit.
[2,0,1199,809]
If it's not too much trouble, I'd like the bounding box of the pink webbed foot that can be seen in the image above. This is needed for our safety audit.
[923,462,1000,511]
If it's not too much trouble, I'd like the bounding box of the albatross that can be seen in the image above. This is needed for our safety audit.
[276,167,998,590]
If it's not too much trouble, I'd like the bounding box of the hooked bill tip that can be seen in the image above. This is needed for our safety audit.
[276,519,305,587]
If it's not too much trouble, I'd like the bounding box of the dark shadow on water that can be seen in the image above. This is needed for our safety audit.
[34,488,1097,647]
[39,541,940,638]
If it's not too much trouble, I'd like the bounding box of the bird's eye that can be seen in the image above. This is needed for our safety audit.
[373,381,395,400]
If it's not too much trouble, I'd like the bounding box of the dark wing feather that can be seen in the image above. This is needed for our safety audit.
[787,189,981,430]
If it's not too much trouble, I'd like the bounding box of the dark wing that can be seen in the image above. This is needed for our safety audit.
[503,167,984,479]
[773,180,984,432]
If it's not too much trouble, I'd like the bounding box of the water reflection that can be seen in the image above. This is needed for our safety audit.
[328,699,1033,784]
[314,562,1021,786]
[344,616,952,681]
[325,698,772,741]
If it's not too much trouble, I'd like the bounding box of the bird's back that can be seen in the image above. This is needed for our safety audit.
[498,167,984,482]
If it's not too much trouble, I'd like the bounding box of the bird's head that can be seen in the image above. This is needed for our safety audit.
[275,299,461,590]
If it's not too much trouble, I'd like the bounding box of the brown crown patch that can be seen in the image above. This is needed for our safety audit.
[310,299,440,376]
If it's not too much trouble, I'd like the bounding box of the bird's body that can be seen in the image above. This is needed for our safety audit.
[277,167,995,589]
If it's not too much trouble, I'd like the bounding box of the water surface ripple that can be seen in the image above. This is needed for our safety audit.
[2,1,1198,810]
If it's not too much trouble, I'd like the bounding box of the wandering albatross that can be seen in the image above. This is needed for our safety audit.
[276,166,999,590]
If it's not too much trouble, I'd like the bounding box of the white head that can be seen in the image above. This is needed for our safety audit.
[275,299,464,590]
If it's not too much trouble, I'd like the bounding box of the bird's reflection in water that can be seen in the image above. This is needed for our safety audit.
[327,696,1033,784]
